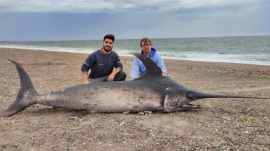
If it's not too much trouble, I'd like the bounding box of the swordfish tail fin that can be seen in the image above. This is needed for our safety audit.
[0,60,37,117]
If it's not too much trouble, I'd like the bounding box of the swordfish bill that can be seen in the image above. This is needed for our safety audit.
[1,54,270,117]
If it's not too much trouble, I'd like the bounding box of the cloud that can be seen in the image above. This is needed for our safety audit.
[0,0,263,13]
[0,0,268,41]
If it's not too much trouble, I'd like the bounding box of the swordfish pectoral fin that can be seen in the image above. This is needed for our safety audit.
[165,106,202,113]
[175,104,202,112]
[164,102,202,113]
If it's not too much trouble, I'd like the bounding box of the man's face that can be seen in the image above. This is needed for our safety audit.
[103,39,114,52]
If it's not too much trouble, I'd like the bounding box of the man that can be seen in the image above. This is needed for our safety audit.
[131,37,167,80]
[81,34,126,84]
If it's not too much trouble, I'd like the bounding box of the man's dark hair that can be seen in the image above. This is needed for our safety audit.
[103,34,115,42]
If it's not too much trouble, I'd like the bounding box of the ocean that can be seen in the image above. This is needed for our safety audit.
[0,35,270,66]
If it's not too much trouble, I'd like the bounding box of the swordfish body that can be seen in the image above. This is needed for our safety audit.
[1,54,270,117]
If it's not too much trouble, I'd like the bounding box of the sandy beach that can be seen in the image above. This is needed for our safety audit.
[0,48,270,150]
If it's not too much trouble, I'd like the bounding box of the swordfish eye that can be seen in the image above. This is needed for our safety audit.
[186,93,194,100]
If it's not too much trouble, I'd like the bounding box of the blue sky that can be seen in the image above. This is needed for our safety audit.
[0,0,269,41]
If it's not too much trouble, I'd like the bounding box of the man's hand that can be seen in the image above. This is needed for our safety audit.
[107,74,115,82]
[83,80,90,84]
[107,67,121,82]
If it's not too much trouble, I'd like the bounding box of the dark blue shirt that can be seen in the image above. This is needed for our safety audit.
[81,50,123,79]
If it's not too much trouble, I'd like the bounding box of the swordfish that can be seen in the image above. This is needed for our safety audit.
[1,54,269,117]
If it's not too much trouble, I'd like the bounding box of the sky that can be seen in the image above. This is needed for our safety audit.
[0,0,269,41]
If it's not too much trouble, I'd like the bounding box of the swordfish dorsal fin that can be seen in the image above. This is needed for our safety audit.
[134,53,163,78]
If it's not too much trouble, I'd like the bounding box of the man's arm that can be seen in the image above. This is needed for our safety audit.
[107,67,121,81]
[81,53,95,84]
[82,72,90,84]
[107,52,123,81]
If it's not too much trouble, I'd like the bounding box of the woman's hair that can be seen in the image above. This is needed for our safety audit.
[140,37,152,47]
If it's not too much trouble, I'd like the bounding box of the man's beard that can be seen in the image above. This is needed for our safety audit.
[103,46,112,52]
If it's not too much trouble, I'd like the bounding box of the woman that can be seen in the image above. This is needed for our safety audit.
[131,37,167,80]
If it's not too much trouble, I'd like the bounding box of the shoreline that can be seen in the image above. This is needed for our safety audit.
[1,47,269,93]
[1,47,269,67]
